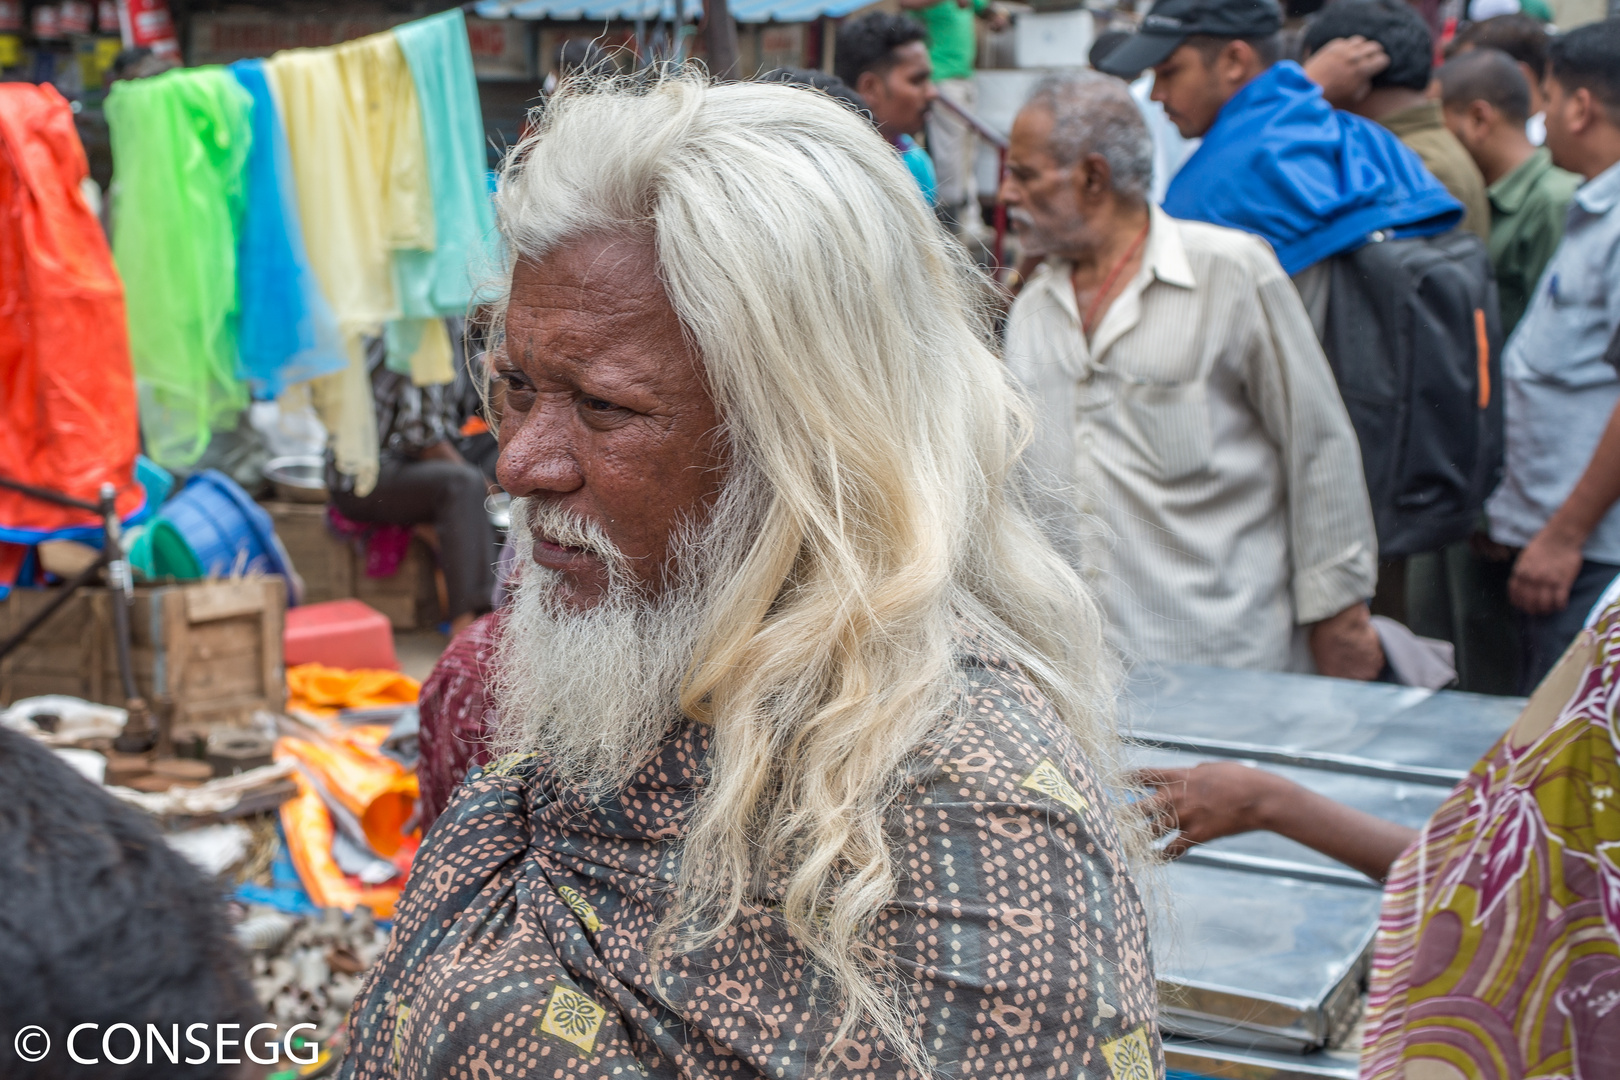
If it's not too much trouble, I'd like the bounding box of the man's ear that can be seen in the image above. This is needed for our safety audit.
[1569,85,1597,135]
[1219,38,1258,86]
[854,69,883,102]
[1469,98,1495,133]
[1076,153,1115,201]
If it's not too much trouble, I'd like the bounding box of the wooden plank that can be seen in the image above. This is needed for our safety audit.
[259,579,286,711]
[184,579,269,623]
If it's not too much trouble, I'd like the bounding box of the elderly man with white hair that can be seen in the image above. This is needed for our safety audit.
[338,74,1160,1080]
[1001,71,1383,678]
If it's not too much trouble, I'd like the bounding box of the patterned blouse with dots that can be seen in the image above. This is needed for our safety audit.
[338,644,1163,1080]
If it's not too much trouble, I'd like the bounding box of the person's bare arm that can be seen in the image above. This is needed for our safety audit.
[1302,36,1390,110]
[1309,601,1385,679]
[1135,762,1417,882]
[1511,397,1620,615]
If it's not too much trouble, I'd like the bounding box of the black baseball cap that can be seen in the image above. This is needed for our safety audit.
[1093,0,1283,78]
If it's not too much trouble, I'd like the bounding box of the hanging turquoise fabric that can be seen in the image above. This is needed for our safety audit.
[107,67,252,469]
[228,59,346,399]
[393,10,498,321]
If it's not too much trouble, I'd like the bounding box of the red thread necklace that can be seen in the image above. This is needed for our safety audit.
[1077,218,1151,339]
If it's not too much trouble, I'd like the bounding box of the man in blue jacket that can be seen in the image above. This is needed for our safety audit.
[1096,0,1461,302]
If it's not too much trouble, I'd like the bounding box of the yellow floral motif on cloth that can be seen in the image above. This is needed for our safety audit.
[391,1003,411,1071]
[537,983,606,1056]
[1020,758,1089,815]
[1099,1025,1154,1080]
[556,884,602,932]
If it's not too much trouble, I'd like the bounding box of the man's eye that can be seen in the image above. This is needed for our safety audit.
[498,373,535,407]
[581,397,620,412]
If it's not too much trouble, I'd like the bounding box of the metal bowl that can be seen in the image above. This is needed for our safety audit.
[263,455,328,503]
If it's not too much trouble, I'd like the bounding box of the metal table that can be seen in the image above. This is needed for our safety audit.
[1123,664,1523,1076]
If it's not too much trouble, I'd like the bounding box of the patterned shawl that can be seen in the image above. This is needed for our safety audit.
[1362,606,1620,1078]
[338,644,1161,1079]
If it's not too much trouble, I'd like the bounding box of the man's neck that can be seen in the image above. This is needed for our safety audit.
[1566,132,1620,182]
[1061,199,1152,292]
[1476,127,1537,187]
[1356,87,1430,122]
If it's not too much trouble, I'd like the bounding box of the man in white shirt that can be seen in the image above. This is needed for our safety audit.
[1001,71,1384,676]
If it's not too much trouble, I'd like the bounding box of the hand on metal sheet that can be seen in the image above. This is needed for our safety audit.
[1131,761,1282,858]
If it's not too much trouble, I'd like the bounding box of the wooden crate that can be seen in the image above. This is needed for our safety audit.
[261,501,441,630]
[0,577,287,726]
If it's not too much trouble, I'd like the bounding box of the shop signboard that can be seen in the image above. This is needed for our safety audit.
[188,12,405,65]
[466,17,533,81]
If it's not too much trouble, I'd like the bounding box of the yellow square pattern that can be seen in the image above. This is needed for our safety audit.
[538,983,606,1056]
[1020,758,1089,815]
[1099,1025,1154,1080]
[556,884,603,933]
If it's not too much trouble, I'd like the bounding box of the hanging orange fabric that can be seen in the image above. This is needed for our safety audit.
[0,83,141,540]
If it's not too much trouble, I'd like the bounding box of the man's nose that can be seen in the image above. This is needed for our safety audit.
[496,405,585,498]
[997,173,1020,206]
[925,82,939,103]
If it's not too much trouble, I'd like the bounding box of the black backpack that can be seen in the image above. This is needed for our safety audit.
[1320,229,1504,561]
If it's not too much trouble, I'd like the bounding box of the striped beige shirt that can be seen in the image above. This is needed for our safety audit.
[1006,207,1377,671]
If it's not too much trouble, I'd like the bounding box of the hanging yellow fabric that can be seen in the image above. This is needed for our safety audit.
[265,30,446,495]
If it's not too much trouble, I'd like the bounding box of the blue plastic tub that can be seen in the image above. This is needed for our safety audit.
[157,470,294,583]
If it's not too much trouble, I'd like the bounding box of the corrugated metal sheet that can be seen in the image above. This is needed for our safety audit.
[474,0,866,23]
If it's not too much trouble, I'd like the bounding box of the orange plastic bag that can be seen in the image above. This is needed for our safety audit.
[284,662,420,719]
[279,769,403,918]
[276,733,418,856]
[0,84,141,540]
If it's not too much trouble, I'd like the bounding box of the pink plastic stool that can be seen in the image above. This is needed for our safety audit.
[283,599,398,671]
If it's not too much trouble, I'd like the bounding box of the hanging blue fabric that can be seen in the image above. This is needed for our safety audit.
[393,10,499,317]
[228,58,346,399]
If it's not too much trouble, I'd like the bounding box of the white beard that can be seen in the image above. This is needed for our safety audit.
[490,473,760,796]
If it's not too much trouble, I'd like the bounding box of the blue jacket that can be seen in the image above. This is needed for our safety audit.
[1162,62,1463,275]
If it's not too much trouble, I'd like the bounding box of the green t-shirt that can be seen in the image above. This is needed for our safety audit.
[1488,148,1581,337]
[911,0,986,82]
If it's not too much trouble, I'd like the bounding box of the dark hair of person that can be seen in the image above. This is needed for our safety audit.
[1547,17,1620,113]
[759,67,876,125]
[0,727,263,1079]
[1448,13,1549,78]
[834,12,927,89]
[1439,47,1532,123]
[1088,29,1132,70]
[1184,32,1285,69]
[1302,0,1433,91]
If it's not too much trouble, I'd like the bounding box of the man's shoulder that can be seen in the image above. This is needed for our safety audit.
[1162,214,1289,285]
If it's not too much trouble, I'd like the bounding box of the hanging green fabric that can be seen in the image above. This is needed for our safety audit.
[107,67,253,469]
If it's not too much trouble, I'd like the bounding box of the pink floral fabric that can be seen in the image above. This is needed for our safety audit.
[1361,606,1620,1078]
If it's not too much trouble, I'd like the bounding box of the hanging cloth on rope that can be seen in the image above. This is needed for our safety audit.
[227,59,346,400]
[391,9,498,386]
[106,66,253,470]
[0,83,143,540]
[268,31,438,495]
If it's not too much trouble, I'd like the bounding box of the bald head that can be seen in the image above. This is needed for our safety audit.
[1024,71,1153,200]
[1440,47,1531,124]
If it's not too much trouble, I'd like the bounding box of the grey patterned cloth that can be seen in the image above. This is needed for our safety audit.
[339,642,1162,1080]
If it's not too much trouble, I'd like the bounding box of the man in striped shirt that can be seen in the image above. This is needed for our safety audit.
[1001,71,1384,676]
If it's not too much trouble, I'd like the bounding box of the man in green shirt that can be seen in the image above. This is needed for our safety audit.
[1441,47,1581,336]
[902,0,1005,236]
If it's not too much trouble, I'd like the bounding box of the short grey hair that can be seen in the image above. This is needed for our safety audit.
[1025,70,1153,201]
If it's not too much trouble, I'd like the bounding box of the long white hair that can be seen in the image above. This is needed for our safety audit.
[494,72,1125,1067]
